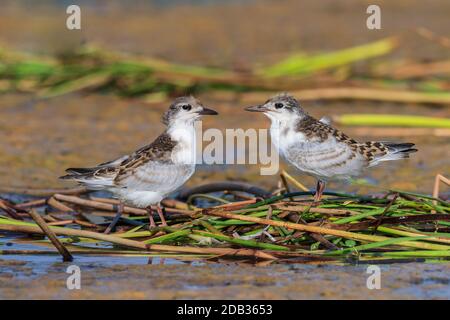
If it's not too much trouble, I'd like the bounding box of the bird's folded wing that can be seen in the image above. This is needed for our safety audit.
[114,161,182,191]
[113,139,176,188]
[95,155,130,167]
[288,137,362,172]
[62,132,178,190]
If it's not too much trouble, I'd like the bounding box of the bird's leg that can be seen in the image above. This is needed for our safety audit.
[146,206,156,229]
[104,202,124,234]
[156,204,168,226]
[313,180,326,203]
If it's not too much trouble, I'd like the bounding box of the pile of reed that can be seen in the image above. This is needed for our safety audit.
[1,178,449,264]
[1,36,450,107]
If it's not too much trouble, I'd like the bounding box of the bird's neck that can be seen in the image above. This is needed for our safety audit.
[269,114,302,132]
[269,114,304,151]
[165,120,198,165]
[166,120,197,143]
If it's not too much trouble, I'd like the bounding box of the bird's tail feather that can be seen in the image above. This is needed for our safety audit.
[384,142,417,157]
[59,167,97,180]
[369,142,417,167]
[59,167,115,190]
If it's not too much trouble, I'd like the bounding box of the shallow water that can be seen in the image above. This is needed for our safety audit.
[1,253,450,299]
[1,230,450,299]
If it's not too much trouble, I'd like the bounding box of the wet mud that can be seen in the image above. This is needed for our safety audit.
[1,257,450,299]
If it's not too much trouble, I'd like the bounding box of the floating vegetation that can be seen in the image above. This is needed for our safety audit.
[1,175,449,264]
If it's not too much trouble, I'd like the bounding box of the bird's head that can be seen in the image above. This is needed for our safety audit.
[162,96,218,127]
[245,93,307,123]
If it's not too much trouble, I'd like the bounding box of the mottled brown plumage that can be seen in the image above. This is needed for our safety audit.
[60,133,178,183]
[114,133,177,182]
[245,93,418,202]
[296,115,391,163]
[60,96,218,232]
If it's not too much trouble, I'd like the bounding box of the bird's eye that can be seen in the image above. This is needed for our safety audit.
[181,104,192,111]
[275,103,284,109]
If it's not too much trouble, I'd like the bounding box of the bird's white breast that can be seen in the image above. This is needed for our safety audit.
[270,120,306,157]
[168,124,197,165]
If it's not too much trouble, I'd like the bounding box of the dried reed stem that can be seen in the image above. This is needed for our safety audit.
[27,210,73,262]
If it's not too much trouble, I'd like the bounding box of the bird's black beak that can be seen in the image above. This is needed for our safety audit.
[245,105,268,112]
[199,107,218,115]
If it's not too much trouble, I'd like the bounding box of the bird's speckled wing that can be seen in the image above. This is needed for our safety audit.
[284,116,369,180]
[113,133,177,185]
[284,134,366,180]
[115,162,195,194]
[60,133,180,190]
[286,116,416,180]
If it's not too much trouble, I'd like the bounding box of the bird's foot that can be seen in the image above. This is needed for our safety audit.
[312,180,326,205]
[146,206,157,229]
[156,206,168,227]
[104,203,124,234]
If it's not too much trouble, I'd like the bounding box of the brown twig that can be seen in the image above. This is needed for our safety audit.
[298,218,339,250]
[27,210,73,262]
[46,219,99,228]
[0,224,276,259]
[0,199,23,220]
[214,199,257,210]
[55,194,146,214]
[273,203,359,216]
[14,199,47,209]
[47,220,75,226]
[279,173,294,201]
[280,170,309,192]
[42,215,58,222]
[56,194,196,216]
[47,197,76,213]
[372,193,399,234]
[432,174,450,211]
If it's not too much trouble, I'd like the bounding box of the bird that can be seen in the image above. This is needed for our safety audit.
[60,96,218,233]
[245,93,417,202]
